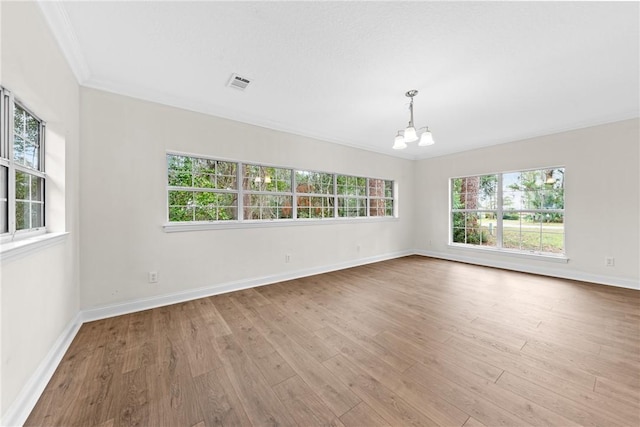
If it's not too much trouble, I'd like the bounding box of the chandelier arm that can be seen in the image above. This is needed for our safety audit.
[408,97,414,128]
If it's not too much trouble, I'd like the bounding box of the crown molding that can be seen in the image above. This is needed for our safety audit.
[37,0,91,83]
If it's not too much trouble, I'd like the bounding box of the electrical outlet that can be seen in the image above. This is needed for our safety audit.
[148,271,158,283]
[285,254,291,263]
[605,257,615,267]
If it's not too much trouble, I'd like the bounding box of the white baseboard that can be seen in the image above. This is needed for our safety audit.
[1,312,83,427]
[414,249,640,290]
[81,250,413,322]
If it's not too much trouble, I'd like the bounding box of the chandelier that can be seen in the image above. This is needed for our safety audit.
[392,90,435,149]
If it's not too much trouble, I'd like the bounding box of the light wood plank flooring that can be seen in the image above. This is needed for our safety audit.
[26,256,640,426]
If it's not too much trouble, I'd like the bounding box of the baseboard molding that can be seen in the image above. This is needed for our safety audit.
[1,312,83,427]
[81,250,413,322]
[414,249,640,290]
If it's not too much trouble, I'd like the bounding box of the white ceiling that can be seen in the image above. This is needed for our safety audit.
[39,1,639,160]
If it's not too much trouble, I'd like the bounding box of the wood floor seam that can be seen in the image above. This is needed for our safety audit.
[24,256,640,427]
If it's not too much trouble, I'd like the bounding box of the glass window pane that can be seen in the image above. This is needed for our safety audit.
[31,202,44,228]
[169,206,194,222]
[338,197,366,217]
[168,190,193,206]
[16,201,30,230]
[337,175,366,197]
[15,170,30,200]
[0,166,7,199]
[13,135,25,164]
[31,176,44,201]
[244,194,292,220]
[369,198,386,217]
[295,171,333,194]
[244,164,292,192]
[297,196,333,219]
[14,105,41,170]
[216,161,237,190]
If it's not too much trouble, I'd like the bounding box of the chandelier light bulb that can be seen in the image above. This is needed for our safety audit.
[392,132,407,150]
[418,128,434,146]
[404,126,418,143]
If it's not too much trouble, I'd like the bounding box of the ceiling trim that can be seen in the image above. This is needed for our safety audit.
[37,0,91,83]
[82,77,421,161]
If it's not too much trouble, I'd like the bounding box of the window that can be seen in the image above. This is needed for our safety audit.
[337,175,367,218]
[451,168,565,255]
[242,164,293,220]
[368,178,394,217]
[167,154,238,221]
[295,170,334,219]
[0,88,46,240]
[166,153,396,225]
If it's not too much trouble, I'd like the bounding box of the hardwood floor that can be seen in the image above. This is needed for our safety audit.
[26,256,640,427]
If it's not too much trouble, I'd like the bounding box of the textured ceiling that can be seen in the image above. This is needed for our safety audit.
[39,1,639,160]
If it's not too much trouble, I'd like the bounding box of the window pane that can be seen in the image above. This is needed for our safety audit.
[369,198,386,217]
[215,161,237,190]
[368,178,385,198]
[31,202,44,228]
[338,197,366,217]
[295,171,333,194]
[452,212,496,246]
[167,155,193,186]
[14,104,40,170]
[297,196,333,219]
[503,169,564,212]
[502,212,557,253]
[193,159,237,190]
[15,170,30,200]
[13,135,26,165]
[16,201,30,230]
[31,175,44,201]
[244,165,292,192]
[168,190,193,206]
[244,195,293,220]
[169,206,194,222]
[337,175,366,197]
[454,175,497,210]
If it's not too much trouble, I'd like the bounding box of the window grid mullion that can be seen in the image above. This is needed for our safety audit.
[497,173,503,249]
[237,162,244,221]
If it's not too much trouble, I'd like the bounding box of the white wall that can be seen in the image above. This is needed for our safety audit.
[79,87,415,310]
[0,1,81,420]
[414,118,640,289]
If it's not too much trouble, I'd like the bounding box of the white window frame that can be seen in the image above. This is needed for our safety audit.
[294,169,336,220]
[0,87,47,244]
[164,151,397,232]
[449,167,566,261]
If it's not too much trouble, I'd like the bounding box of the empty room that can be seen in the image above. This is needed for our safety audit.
[1,1,639,426]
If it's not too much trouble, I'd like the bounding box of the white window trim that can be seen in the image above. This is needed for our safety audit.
[0,231,68,262]
[448,242,569,263]
[163,216,397,233]
[1,88,48,242]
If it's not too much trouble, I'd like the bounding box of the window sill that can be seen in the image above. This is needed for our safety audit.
[448,243,569,263]
[163,216,398,233]
[0,232,69,262]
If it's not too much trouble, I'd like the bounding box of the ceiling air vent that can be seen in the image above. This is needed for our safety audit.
[227,73,252,91]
